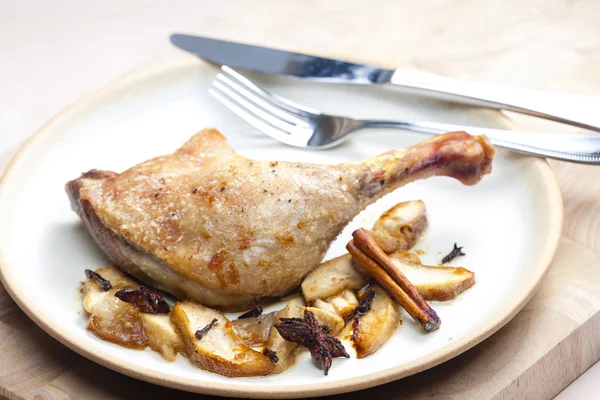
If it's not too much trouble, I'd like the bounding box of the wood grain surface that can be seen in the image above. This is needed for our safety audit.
[2,1,600,399]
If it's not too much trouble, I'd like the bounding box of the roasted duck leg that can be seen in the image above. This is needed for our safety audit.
[67,129,494,311]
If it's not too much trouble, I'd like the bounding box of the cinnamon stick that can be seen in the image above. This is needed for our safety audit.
[347,228,441,332]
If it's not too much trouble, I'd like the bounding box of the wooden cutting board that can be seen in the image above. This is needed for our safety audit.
[2,1,600,399]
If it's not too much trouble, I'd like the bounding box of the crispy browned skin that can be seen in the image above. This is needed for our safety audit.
[67,129,495,311]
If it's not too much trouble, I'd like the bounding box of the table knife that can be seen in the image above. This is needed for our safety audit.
[171,33,600,132]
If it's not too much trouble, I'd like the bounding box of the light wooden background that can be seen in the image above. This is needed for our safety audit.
[1,1,600,399]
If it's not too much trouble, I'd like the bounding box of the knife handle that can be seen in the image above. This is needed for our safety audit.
[389,69,600,132]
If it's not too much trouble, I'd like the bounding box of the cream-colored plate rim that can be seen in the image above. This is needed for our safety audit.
[0,59,564,398]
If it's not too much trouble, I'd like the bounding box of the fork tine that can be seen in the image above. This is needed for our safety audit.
[212,80,301,134]
[216,73,310,128]
[208,87,310,147]
[221,66,321,116]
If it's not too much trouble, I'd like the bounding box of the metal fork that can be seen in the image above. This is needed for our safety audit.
[209,66,600,164]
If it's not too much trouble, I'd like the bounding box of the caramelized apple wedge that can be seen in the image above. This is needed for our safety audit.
[266,304,344,373]
[301,254,367,301]
[303,250,473,306]
[343,285,400,358]
[83,266,147,349]
[313,289,359,321]
[308,306,345,335]
[83,265,184,360]
[231,312,277,347]
[302,200,427,303]
[367,200,427,253]
[354,254,474,302]
[389,250,422,264]
[265,304,302,374]
[389,256,475,301]
[141,313,185,361]
[171,301,275,377]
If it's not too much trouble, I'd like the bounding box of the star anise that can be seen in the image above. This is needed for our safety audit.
[274,309,349,375]
[114,286,170,314]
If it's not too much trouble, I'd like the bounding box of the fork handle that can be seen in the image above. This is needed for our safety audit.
[389,69,600,133]
[359,119,600,164]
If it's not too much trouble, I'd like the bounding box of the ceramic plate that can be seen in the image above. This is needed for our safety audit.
[0,59,562,398]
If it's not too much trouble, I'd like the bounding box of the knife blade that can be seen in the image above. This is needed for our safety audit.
[170,34,393,84]
[171,33,600,132]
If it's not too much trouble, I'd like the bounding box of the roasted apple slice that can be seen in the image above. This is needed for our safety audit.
[171,301,275,377]
[312,299,336,314]
[231,312,277,348]
[343,285,400,358]
[304,251,473,305]
[351,249,475,302]
[308,306,345,335]
[83,266,147,349]
[141,313,185,361]
[84,266,183,359]
[265,304,302,374]
[313,289,359,321]
[301,199,427,303]
[389,250,422,264]
[352,249,422,282]
[367,200,427,253]
[389,256,475,301]
[301,254,367,301]
[266,304,344,373]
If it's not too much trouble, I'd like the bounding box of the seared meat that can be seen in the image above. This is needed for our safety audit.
[67,129,494,311]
